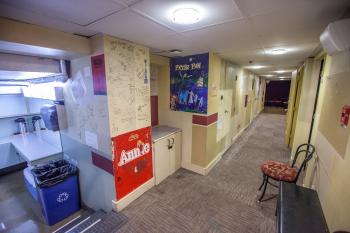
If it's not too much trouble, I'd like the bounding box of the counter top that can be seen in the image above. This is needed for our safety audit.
[0,130,62,164]
[152,125,181,142]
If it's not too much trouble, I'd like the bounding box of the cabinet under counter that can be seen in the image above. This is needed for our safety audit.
[152,126,182,185]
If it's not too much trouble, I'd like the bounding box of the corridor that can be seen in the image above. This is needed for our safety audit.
[117,113,290,233]
[0,1,349,232]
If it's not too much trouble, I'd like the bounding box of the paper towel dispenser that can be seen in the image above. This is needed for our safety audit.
[40,104,59,131]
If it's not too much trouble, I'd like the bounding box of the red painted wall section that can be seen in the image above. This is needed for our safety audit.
[112,127,153,200]
[151,96,159,126]
[91,152,113,175]
[192,113,218,126]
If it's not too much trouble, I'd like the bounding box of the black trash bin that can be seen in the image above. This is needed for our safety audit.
[32,159,80,226]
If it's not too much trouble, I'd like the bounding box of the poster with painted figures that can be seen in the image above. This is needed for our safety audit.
[170,53,209,114]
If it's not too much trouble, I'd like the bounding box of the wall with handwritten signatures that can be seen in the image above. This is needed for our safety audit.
[104,35,151,137]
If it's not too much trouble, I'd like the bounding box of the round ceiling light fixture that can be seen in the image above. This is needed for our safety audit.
[172,7,201,25]
[269,48,287,55]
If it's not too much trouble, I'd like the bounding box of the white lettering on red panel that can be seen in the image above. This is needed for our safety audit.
[118,140,150,166]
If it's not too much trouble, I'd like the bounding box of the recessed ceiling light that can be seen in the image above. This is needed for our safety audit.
[261,74,275,77]
[275,70,287,73]
[172,7,201,25]
[169,49,183,54]
[246,65,265,69]
[269,48,287,55]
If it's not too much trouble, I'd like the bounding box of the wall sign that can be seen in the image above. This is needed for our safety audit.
[341,105,350,127]
[112,127,153,200]
[91,54,107,95]
[170,53,209,114]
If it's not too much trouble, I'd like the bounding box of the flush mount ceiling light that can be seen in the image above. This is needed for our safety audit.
[268,48,288,55]
[172,7,202,24]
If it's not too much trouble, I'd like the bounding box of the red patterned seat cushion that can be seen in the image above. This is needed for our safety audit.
[261,160,297,182]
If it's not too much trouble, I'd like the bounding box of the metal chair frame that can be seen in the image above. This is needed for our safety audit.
[258,143,315,202]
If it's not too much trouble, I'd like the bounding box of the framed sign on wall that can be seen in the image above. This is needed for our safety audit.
[170,53,209,114]
[112,126,153,200]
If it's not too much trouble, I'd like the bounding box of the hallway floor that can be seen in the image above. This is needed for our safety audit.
[118,113,290,233]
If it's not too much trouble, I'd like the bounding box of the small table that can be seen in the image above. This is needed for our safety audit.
[277,182,329,233]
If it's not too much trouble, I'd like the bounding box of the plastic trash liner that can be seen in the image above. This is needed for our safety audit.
[31,159,80,225]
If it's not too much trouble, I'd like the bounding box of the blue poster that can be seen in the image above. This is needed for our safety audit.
[170,53,209,114]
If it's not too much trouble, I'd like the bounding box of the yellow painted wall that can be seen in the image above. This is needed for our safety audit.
[284,71,297,146]
[151,55,195,170]
[297,50,350,232]
[204,55,265,168]
[152,53,264,173]
[290,58,322,157]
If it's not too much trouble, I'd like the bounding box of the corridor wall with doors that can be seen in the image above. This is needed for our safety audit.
[151,53,266,175]
[288,49,350,232]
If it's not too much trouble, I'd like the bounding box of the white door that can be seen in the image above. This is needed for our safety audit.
[154,136,171,185]
[169,132,182,174]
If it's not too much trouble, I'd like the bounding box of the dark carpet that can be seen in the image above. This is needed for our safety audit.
[117,113,290,233]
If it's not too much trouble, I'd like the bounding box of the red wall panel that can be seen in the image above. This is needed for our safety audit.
[151,96,159,126]
[112,127,153,200]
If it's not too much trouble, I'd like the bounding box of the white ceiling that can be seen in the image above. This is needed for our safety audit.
[0,0,349,76]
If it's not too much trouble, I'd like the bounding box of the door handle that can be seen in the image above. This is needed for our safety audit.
[167,138,174,150]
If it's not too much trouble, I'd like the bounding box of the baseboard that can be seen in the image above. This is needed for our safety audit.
[204,152,222,175]
[181,163,206,175]
[112,177,155,211]
[181,113,260,177]
[0,162,27,176]
[181,153,222,176]
[231,125,248,143]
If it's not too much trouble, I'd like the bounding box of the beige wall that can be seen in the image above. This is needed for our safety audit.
[296,50,350,232]
[0,17,91,59]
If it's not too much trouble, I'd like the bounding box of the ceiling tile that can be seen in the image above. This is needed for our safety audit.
[87,9,180,48]
[113,0,143,7]
[219,49,266,66]
[234,0,305,17]
[249,0,350,47]
[0,3,97,36]
[131,0,243,32]
[182,20,261,53]
[1,0,126,26]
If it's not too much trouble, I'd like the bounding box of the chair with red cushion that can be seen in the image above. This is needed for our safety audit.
[258,143,315,202]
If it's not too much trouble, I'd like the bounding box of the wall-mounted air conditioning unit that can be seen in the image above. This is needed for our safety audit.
[320,18,350,55]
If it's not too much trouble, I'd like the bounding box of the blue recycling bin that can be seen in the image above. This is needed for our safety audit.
[32,160,80,226]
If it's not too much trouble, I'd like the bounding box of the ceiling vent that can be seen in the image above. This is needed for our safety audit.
[320,18,350,55]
